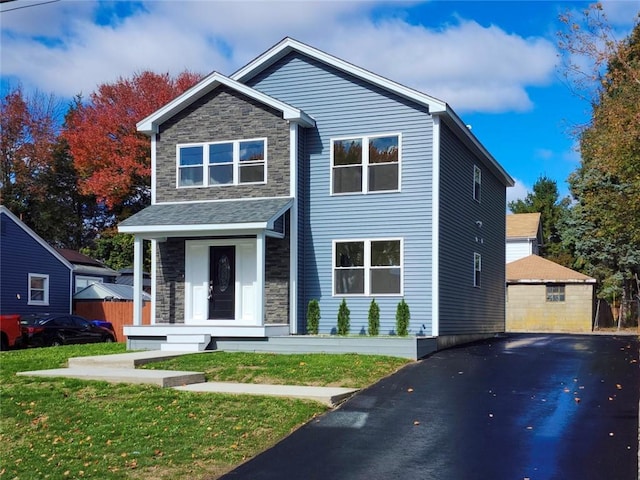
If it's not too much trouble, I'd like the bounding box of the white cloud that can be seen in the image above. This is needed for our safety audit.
[1,0,558,113]
[506,178,531,208]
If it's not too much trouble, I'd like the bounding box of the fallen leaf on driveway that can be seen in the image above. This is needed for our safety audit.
[616,384,622,390]
[407,388,414,393]
[413,420,420,426]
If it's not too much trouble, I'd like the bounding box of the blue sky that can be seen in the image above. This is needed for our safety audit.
[2,0,639,204]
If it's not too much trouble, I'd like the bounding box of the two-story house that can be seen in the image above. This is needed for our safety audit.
[120,37,514,353]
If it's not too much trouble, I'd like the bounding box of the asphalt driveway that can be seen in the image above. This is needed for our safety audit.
[220,334,639,480]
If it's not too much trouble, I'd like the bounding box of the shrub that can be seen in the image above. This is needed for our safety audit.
[306,299,320,335]
[337,298,350,336]
[396,299,410,336]
[368,298,380,336]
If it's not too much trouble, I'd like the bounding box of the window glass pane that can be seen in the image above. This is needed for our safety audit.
[239,140,265,162]
[239,164,264,183]
[30,290,44,301]
[210,143,233,164]
[333,139,362,166]
[371,241,400,266]
[180,146,203,166]
[371,268,401,294]
[369,164,398,191]
[335,242,364,267]
[369,136,399,164]
[335,269,365,294]
[209,165,233,185]
[179,166,203,186]
[333,166,362,193]
[30,277,45,289]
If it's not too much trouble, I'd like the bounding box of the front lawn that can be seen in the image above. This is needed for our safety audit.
[0,345,410,479]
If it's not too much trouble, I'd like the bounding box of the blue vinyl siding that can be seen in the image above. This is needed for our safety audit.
[438,122,506,335]
[249,53,433,335]
[0,212,72,315]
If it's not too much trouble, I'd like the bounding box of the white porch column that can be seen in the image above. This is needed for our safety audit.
[256,232,265,325]
[133,235,143,326]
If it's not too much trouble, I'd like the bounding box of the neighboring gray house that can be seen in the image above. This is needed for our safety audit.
[119,37,513,351]
[56,248,119,293]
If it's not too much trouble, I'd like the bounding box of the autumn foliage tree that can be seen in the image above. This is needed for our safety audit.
[558,4,640,309]
[1,86,60,218]
[63,71,201,218]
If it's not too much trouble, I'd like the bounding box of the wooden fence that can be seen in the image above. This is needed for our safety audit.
[74,300,151,343]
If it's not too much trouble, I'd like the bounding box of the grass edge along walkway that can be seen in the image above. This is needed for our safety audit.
[1,344,411,480]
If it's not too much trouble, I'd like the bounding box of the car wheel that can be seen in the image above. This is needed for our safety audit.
[50,338,63,347]
[0,336,8,351]
[103,335,115,343]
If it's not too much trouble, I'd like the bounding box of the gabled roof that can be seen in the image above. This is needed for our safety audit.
[137,72,315,134]
[232,37,514,187]
[506,255,595,283]
[0,205,73,271]
[506,213,542,240]
[56,248,119,278]
[119,197,292,235]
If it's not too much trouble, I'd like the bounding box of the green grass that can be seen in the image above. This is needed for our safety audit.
[144,351,410,388]
[0,345,410,479]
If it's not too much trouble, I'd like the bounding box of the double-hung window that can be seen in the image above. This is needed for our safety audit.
[334,239,402,295]
[28,273,49,305]
[473,165,481,202]
[178,138,266,188]
[473,253,481,287]
[332,134,400,194]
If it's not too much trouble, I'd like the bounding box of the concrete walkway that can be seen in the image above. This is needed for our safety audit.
[16,350,358,407]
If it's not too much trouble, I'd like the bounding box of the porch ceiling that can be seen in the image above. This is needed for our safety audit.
[118,197,292,236]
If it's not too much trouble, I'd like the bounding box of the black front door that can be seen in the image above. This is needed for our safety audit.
[209,246,235,319]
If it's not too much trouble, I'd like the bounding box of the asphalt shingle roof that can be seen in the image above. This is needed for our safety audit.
[506,255,595,283]
[119,198,292,229]
[506,213,541,239]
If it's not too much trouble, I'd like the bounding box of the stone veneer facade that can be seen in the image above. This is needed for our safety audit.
[152,87,293,325]
[155,86,291,203]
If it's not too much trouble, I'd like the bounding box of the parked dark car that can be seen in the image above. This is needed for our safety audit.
[21,314,116,347]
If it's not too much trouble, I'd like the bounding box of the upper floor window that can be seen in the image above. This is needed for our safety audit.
[331,134,400,194]
[473,165,481,202]
[177,138,266,188]
[28,273,49,305]
[334,239,403,296]
[473,253,481,287]
[546,285,565,302]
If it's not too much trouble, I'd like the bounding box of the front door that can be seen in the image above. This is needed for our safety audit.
[209,246,235,319]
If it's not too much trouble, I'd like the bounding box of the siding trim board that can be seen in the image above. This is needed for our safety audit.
[431,116,441,337]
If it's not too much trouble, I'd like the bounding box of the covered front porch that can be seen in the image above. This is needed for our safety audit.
[118,198,296,350]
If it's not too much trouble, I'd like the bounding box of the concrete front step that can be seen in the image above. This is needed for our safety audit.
[17,367,205,388]
[68,350,201,369]
[161,334,211,352]
[175,382,358,407]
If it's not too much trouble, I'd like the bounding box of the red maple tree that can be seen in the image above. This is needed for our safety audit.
[63,71,201,210]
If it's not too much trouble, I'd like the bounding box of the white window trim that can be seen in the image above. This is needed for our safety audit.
[176,137,268,188]
[330,133,402,196]
[332,238,404,296]
[28,273,49,306]
[473,165,481,202]
[473,252,481,288]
